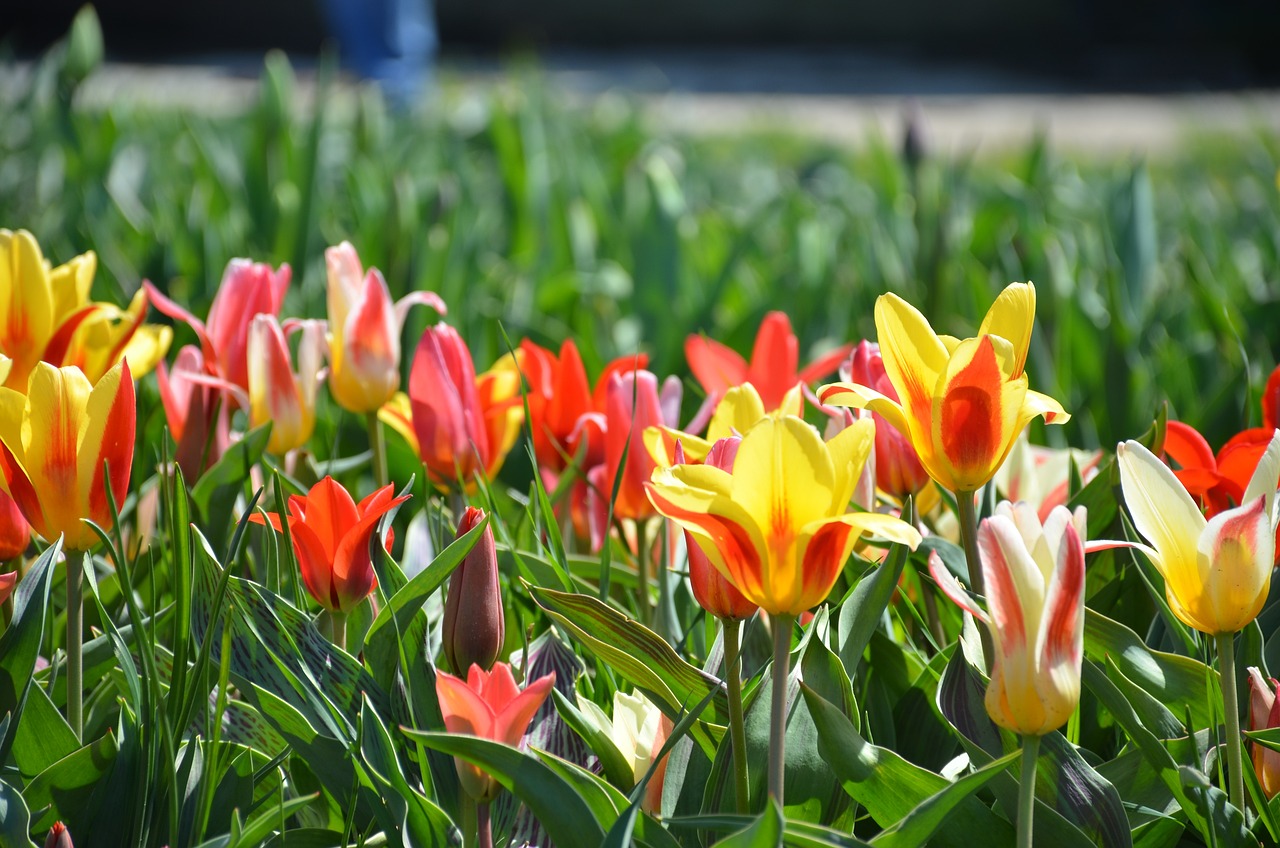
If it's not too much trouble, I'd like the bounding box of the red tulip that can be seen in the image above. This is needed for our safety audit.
[435,662,555,801]
[250,477,408,613]
[442,507,505,674]
[589,370,677,523]
[0,487,30,561]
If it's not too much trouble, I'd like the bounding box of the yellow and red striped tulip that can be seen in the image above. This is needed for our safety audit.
[676,438,757,621]
[2,229,170,389]
[146,258,291,397]
[325,242,446,414]
[932,502,1086,737]
[1249,667,1280,799]
[0,361,135,551]
[246,315,327,455]
[842,340,931,499]
[818,283,1068,494]
[645,381,800,469]
[646,415,921,616]
[1117,433,1280,635]
[435,662,556,801]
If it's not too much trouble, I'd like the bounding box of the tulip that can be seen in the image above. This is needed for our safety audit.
[45,822,73,848]
[1265,364,1280,432]
[246,315,327,456]
[156,345,228,477]
[645,381,800,469]
[0,488,30,562]
[818,283,1068,495]
[324,242,446,414]
[647,415,921,617]
[250,477,409,648]
[1248,667,1280,799]
[841,341,931,499]
[1,229,170,388]
[146,257,290,397]
[576,690,673,815]
[1118,433,1280,810]
[686,310,851,416]
[0,571,16,606]
[1117,434,1280,636]
[1163,420,1278,519]
[442,507,505,674]
[674,439,756,621]
[435,662,556,802]
[388,323,523,491]
[994,432,1102,522]
[592,370,680,523]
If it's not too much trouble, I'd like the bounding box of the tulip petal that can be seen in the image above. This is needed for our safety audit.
[977,282,1035,378]
[1241,429,1280,517]
[1198,496,1273,633]
[932,334,1025,492]
[731,416,836,546]
[435,669,496,739]
[394,289,448,330]
[816,381,911,442]
[874,292,948,449]
[824,416,874,511]
[1035,522,1085,726]
[290,520,338,611]
[301,477,361,563]
[685,334,748,399]
[927,550,990,623]
[494,671,556,749]
[78,362,135,542]
[1116,440,1206,585]
[745,312,801,410]
[796,342,856,386]
[705,384,768,444]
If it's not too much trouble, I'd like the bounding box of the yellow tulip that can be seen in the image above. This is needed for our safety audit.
[0,229,170,389]
[818,283,1068,494]
[644,382,801,467]
[646,415,920,616]
[1117,433,1280,635]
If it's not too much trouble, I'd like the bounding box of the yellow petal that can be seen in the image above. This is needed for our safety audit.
[731,415,835,540]
[1116,439,1206,589]
[818,381,911,438]
[0,231,56,379]
[379,392,420,456]
[874,292,948,444]
[977,282,1036,378]
[706,383,768,443]
[25,364,93,542]
[825,416,874,512]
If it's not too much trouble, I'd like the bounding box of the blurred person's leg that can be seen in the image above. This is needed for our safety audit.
[320,0,436,105]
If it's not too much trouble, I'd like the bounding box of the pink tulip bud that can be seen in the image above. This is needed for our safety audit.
[45,822,73,848]
[443,507,505,674]
[1249,667,1280,799]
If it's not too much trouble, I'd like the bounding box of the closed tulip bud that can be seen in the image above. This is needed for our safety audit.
[443,507,505,674]
[45,822,73,848]
[1248,667,1280,799]
[0,488,30,561]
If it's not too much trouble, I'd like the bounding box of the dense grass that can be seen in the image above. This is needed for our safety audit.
[4,28,1279,454]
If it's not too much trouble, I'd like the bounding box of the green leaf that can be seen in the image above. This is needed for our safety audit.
[23,731,120,832]
[190,422,271,552]
[404,730,607,848]
[528,584,728,756]
[0,540,59,763]
[870,749,1020,848]
[0,778,37,848]
[837,506,915,672]
[717,798,783,848]
[552,688,638,791]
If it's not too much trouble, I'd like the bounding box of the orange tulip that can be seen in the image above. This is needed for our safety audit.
[2,229,169,389]
[819,283,1068,494]
[0,361,134,551]
[385,323,523,491]
[250,477,408,613]
[324,242,446,414]
[686,311,851,415]
[435,662,556,801]
[1249,667,1280,799]
[146,257,289,398]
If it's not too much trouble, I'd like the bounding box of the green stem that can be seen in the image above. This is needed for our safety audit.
[66,549,84,741]
[368,411,388,489]
[1018,734,1041,848]
[461,795,478,848]
[1217,631,1245,810]
[656,520,675,644]
[768,613,794,805]
[476,800,493,848]
[636,522,652,628]
[331,611,347,654]
[723,617,750,814]
[955,489,993,668]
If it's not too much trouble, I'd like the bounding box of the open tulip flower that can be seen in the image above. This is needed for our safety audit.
[645,381,801,469]
[932,502,1087,737]
[818,282,1069,495]
[576,690,673,814]
[146,257,290,397]
[383,322,523,491]
[246,315,327,456]
[589,369,682,524]
[647,414,921,616]
[324,242,446,414]
[0,361,134,552]
[250,476,408,616]
[686,310,851,419]
[2,229,169,389]
[435,662,556,802]
[1117,433,1280,635]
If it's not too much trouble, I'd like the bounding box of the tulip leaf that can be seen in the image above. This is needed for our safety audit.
[536,750,684,848]
[23,729,120,833]
[837,503,915,672]
[802,681,1016,847]
[10,680,78,780]
[528,584,728,756]
[668,813,874,846]
[404,730,608,848]
[0,778,37,848]
[716,797,784,848]
[1082,660,1252,847]
[0,541,59,765]
[190,422,272,553]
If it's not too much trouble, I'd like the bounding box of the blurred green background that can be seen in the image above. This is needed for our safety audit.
[3,13,1279,456]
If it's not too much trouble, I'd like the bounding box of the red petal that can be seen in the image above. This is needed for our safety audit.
[685,335,747,399]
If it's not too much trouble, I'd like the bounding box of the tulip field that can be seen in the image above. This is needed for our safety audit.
[7,10,1280,848]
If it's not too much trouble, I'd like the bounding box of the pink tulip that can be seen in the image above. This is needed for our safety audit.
[155,345,228,476]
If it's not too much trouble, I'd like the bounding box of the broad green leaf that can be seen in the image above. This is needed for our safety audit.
[669,814,873,847]
[717,798,783,848]
[0,540,59,762]
[870,749,1020,848]
[836,508,914,672]
[24,731,120,832]
[0,778,37,848]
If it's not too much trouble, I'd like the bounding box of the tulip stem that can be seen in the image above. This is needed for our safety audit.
[331,611,347,654]
[955,489,993,669]
[66,549,84,741]
[1017,734,1041,848]
[636,522,652,628]
[367,411,388,489]
[476,800,493,848]
[1217,631,1245,810]
[768,613,793,806]
[723,617,750,814]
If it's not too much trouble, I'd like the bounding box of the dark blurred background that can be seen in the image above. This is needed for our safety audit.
[3,0,1279,92]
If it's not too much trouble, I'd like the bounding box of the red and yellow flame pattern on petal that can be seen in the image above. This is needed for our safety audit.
[0,361,135,552]
[818,282,1069,494]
